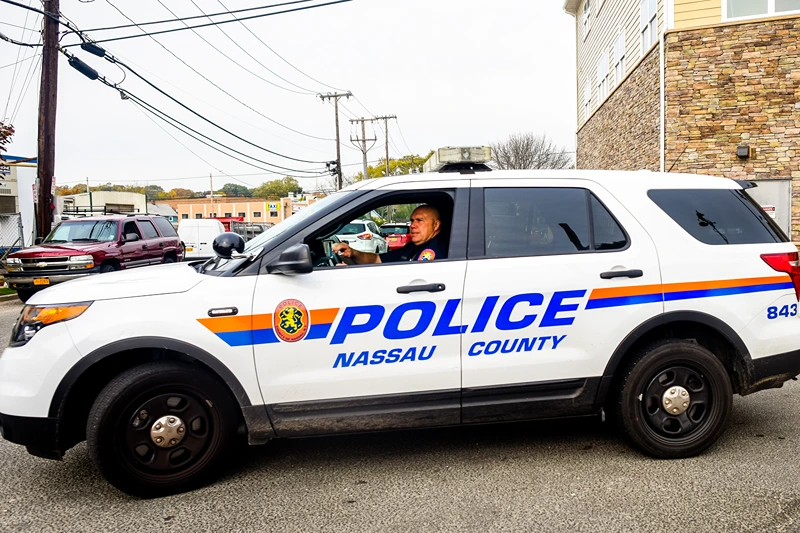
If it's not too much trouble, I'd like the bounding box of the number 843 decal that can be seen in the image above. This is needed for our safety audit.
[767,304,798,320]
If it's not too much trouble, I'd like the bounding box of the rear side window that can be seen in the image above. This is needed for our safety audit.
[340,223,366,235]
[648,189,788,245]
[153,217,178,237]
[484,188,591,257]
[138,220,160,240]
[591,195,627,250]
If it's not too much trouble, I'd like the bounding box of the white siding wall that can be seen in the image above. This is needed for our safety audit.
[576,0,666,127]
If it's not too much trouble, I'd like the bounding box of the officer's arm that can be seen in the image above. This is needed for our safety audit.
[350,249,382,265]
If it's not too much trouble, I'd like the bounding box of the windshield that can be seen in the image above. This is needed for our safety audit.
[46,220,119,243]
[242,192,353,255]
[382,226,409,235]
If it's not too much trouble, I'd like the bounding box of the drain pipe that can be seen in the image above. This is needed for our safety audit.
[660,29,666,173]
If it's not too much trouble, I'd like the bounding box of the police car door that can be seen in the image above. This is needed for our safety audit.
[460,178,663,423]
[253,181,469,436]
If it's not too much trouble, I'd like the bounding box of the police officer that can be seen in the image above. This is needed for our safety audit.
[333,205,446,264]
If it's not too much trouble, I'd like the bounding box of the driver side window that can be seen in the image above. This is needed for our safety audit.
[304,190,456,269]
[123,221,142,240]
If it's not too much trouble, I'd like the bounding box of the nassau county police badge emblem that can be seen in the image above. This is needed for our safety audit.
[273,299,310,343]
[418,249,436,261]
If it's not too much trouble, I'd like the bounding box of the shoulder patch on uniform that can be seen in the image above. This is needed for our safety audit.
[418,249,436,261]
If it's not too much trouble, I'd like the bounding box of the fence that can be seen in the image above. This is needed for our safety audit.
[0,213,25,260]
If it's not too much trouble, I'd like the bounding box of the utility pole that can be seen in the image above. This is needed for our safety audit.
[373,115,397,177]
[350,117,377,181]
[318,92,352,190]
[87,177,92,212]
[209,173,214,216]
[37,0,59,238]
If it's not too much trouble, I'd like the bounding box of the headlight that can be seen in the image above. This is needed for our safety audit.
[5,257,22,272]
[68,255,95,270]
[6,258,21,264]
[10,302,92,347]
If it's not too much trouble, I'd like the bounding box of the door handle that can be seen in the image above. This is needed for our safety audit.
[141,245,147,250]
[600,269,643,279]
[397,283,446,294]
[159,242,164,247]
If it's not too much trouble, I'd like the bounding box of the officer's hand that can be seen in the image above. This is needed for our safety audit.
[332,242,352,258]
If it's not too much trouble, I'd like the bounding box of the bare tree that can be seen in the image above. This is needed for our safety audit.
[490,133,573,170]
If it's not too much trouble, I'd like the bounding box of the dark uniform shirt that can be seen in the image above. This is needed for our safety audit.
[379,236,446,263]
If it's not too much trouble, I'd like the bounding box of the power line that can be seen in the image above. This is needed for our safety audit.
[153,0,315,96]
[0,20,31,31]
[0,54,38,70]
[63,0,353,47]
[81,0,314,33]
[214,0,346,93]
[186,0,320,95]
[103,52,328,164]
[10,53,41,123]
[3,0,32,120]
[102,0,335,142]
[395,118,415,155]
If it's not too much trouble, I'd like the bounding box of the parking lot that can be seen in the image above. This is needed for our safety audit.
[0,298,798,532]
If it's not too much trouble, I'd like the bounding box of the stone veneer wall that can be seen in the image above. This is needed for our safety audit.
[576,46,661,171]
[664,17,800,240]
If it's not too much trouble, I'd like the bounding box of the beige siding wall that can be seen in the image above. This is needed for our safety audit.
[674,0,721,28]
[575,0,666,127]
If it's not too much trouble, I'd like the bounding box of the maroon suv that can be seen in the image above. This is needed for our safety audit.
[4,215,184,302]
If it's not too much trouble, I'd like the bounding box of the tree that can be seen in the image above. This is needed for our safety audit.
[490,133,573,170]
[252,176,302,199]
[220,183,253,197]
[143,184,165,200]
[0,121,13,159]
[169,188,196,199]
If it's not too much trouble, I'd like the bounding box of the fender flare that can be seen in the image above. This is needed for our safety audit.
[48,337,253,419]
[595,311,752,409]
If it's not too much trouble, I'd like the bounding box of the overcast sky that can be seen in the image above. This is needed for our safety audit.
[0,0,577,193]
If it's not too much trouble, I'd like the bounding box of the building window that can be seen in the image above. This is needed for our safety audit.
[238,212,246,217]
[583,83,591,121]
[224,212,232,217]
[596,53,609,102]
[209,213,217,218]
[725,0,800,19]
[253,211,262,218]
[614,32,626,86]
[270,211,279,218]
[582,0,591,40]
[182,214,189,219]
[640,0,657,51]
[195,214,203,219]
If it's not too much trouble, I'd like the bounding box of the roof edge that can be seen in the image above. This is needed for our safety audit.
[563,0,579,16]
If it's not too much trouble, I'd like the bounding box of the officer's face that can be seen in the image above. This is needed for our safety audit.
[409,207,441,245]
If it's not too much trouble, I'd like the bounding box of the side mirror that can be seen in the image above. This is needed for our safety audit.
[123,233,139,242]
[269,244,313,275]
[34,237,43,245]
[212,232,245,259]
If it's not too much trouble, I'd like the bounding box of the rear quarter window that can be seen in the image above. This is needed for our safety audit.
[153,217,178,237]
[648,189,788,245]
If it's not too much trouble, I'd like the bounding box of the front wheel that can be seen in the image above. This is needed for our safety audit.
[615,340,732,459]
[16,289,35,303]
[86,362,240,498]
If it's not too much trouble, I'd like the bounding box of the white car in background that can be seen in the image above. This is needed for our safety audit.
[335,219,388,254]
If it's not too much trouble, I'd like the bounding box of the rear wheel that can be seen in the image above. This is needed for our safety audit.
[86,362,239,498]
[163,256,175,264]
[615,340,732,458]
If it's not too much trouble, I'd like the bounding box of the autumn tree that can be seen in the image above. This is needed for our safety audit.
[490,133,573,170]
[220,183,252,197]
[0,121,13,159]
[252,177,302,199]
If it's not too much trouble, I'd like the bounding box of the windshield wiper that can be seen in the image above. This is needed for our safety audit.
[71,238,100,242]
[44,240,66,243]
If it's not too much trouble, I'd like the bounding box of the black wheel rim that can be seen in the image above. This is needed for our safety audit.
[641,364,712,441]
[118,388,220,480]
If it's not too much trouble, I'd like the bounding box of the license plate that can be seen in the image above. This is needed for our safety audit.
[389,237,398,241]
[33,278,50,286]
[185,247,194,252]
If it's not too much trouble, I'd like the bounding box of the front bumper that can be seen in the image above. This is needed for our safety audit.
[5,268,99,290]
[0,412,61,460]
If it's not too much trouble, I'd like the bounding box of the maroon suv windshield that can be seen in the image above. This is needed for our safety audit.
[45,220,119,243]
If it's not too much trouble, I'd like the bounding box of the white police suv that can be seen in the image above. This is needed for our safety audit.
[2,161,799,497]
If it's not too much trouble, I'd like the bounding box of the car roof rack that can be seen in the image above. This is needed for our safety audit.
[424,146,493,174]
[437,162,493,174]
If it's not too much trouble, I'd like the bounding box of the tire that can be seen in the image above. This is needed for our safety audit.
[16,289,35,303]
[86,362,239,498]
[99,264,117,273]
[163,256,175,264]
[615,340,732,459]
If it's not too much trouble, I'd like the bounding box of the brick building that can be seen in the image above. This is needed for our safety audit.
[564,0,800,242]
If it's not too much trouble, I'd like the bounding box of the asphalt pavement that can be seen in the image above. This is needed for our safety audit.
[0,298,799,532]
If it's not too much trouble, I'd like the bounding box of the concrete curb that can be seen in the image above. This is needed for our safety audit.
[0,293,20,303]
